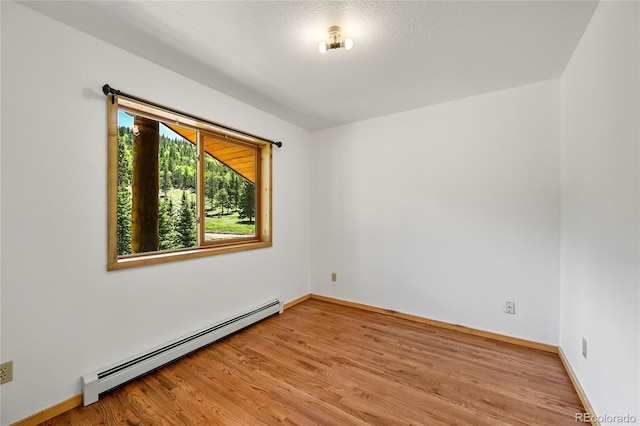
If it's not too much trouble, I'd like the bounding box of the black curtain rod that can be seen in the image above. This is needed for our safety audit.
[102,84,283,148]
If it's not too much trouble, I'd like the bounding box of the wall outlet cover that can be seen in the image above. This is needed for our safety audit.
[504,300,516,314]
[0,361,13,385]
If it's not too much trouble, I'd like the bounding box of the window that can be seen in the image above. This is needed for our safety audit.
[108,96,272,270]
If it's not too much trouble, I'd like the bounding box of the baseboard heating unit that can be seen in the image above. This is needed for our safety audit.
[81,298,282,406]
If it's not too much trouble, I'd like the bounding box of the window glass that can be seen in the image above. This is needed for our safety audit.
[108,98,271,270]
[117,111,198,255]
[203,136,257,243]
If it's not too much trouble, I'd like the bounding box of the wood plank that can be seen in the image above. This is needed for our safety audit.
[106,97,119,268]
[38,299,586,425]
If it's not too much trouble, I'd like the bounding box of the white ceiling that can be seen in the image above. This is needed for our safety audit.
[21,1,598,131]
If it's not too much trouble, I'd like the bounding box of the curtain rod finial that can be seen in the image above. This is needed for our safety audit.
[102,84,120,96]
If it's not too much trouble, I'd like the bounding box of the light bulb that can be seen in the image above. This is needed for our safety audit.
[318,42,327,53]
[344,38,353,50]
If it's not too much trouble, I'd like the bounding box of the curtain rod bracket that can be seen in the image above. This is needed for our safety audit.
[103,84,120,104]
[101,83,283,148]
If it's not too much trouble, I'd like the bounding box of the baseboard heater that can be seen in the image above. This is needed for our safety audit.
[81,298,282,406]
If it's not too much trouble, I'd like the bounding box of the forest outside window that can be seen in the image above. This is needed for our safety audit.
[108,96,272,270]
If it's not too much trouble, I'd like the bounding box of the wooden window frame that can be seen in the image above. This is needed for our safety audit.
[107,97,272,270]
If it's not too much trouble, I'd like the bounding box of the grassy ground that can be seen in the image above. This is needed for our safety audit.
[161,188,196,205]
[162,189,254,235]
[205,213,254,235]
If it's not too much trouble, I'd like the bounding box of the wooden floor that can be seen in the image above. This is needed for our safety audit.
[41,299,585,425]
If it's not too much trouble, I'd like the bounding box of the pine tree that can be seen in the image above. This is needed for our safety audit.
[116,186,132,255]
[160,161,171,196]
[215,188,229,215]
[158,197,177,250]
[185,164,196,190]
[116,131,133,255]
[228,173,240,212]
[117,130,132,187]
[175,191,197,248]
[238,180,255,222]
[205,157,217,210]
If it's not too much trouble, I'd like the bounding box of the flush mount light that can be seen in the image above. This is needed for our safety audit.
[318,25,353,53]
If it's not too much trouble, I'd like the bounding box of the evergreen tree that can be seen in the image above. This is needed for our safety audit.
[205,156,217,210]
[160,161,171,195]
[116,186,132,255]
[116,130,133,255]
[238,181,255,222]
[215,188,230,215]
[158,198,177,250]
[175,191,197,248]
[228,173,240,212]
[172,165,183,189]
[185,164,196,190]
[117,130,132,187]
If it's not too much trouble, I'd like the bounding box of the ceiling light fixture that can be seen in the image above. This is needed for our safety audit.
[318,25,353,53]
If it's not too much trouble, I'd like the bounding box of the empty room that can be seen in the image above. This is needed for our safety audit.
[1,1,638,425]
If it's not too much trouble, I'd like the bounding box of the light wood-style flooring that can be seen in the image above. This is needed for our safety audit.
[40,299,585,425]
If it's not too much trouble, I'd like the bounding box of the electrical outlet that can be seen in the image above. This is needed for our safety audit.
[504,300,516,314]
[582,338,587,359]
[331,272,337,282]
[0,361,13,384]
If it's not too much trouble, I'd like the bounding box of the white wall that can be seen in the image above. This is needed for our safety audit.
[0,3,311,424]
[311,80,561,345]
[560,1,639,423]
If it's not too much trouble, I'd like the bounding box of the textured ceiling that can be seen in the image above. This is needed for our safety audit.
[21,1,598,131]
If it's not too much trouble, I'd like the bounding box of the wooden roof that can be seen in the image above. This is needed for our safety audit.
[165,124,256,183]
